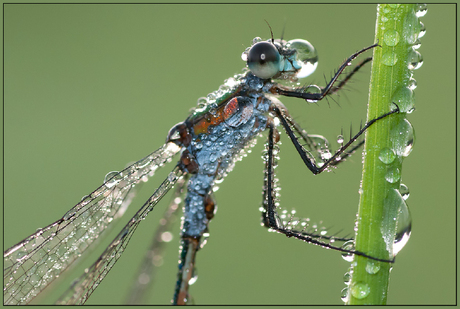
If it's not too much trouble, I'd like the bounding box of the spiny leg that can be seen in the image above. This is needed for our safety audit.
[325,56,373,96]
[261,121,349,241]
[275,53,375,166]
[273,44,378,102]
[270,102,399,175]
[284,115,366,168]
[261,121,395,263]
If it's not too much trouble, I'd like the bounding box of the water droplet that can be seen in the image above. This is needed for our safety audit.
[365,261,381,274]
[381,52,398,66]
[403,11,421,44]
[341,240,355,262]
[399,183,410,200]
[287,39,318,78]
[412,38,421,50]
[167,172,177,182]
[336,135,344,144]
[138,273,150,285]
[408,78,417,90]
[14,250,27,261]
[383,30,400,46]
[320,150,332,160]
[381,189,412,256]
[391,86,414,113]
[343,272,351,284]
[415,4,427,18]
[104,171,122,188]
[161,231,173,242]
[340,287,349,302]
[407,50,423,70]
[394,198,412,255]
[390,119,415,157]
[252,37,262,44]
[207,92,216,103]
[248,77,264,90]
[385,166,401,183]
[350,282,370,299]
[379,147,396,164]
[189,268,198,285]
[304,85,321,103]
[196,97,207,106]
[418,21,426,39]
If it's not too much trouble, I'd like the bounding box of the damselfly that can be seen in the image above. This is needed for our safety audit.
[4,7,398,305]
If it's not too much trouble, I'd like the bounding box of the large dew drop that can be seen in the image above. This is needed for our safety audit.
[381,189,412,256]
[390,119,415,157]
[402,10,421,45]
[391,87,415,113]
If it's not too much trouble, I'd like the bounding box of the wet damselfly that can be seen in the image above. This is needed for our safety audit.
[5,5,401,305]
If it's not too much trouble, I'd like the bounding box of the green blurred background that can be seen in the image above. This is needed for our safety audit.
[3,4,455,305]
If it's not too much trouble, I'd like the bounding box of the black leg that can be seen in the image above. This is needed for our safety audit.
[270,102,399,175]
[287,115,367,168]
[261,121,395,263]
[325,56,373,96]
[273,44,378,102]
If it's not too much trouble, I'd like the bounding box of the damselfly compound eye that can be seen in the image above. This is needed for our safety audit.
[247,41,280,79]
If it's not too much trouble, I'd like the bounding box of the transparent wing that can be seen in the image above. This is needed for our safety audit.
[125,175,186,304]
[3,142,181,305]
[56,165,185,305]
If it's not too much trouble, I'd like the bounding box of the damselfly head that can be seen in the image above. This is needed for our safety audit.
[242,37,318,81]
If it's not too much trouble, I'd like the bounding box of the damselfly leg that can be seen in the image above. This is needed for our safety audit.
[262,103,399,262]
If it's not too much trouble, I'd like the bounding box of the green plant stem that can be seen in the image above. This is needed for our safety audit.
[347,4,418,305]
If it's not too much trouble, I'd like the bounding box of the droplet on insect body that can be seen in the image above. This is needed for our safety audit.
[341,240,355,262]
[104,171,122,188]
